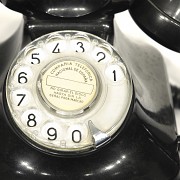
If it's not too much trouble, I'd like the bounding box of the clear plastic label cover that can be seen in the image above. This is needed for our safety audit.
[6,31,132,154]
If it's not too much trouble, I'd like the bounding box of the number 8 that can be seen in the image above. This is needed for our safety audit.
[27,113,37,127]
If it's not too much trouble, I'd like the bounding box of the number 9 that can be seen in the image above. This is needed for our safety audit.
[47,128,57,140]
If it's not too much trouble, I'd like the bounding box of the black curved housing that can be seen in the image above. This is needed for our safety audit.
[4,0,129,42]
[28,0,111,17]
[129,0,180,52]
[0,1,179,179]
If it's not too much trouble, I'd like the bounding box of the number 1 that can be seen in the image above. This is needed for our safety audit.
[113,70,116,81]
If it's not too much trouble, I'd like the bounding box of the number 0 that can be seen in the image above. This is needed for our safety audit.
[72,130,82,143]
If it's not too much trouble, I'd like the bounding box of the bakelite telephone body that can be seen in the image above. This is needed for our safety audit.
[0,0,179,179]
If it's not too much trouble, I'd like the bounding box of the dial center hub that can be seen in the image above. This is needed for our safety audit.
[39,57,99,115]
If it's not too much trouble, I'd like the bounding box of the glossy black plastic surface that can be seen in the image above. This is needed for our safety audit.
[0,106,179,179]
[129,0,180,52]
[0,1,179,179]
[151,0,180,22]
[0,30,179,180]
[0,37,178,180]
[25,10,115,42]
[28,0,110,17]
[5,1,130,43]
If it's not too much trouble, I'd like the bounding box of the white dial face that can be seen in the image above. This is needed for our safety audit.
[6,31,133,154]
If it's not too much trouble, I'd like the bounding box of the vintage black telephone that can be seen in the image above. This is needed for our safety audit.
[0,0,179,179]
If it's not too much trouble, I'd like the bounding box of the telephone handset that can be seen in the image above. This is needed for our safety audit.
[128,0,180,108]
[0,1,179,179]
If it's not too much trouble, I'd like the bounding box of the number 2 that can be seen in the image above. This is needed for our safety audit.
[97,52,106,62]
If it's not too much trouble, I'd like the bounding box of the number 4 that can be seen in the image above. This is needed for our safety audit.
[52,43,60,53]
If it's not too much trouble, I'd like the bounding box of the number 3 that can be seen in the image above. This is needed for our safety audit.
[76,42,85,53]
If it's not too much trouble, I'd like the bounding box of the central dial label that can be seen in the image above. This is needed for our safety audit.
[40,58,98,114]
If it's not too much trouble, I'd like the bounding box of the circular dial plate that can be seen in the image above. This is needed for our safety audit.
[6,31,132,154]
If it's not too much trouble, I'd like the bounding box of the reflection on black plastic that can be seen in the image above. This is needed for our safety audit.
[0,0,179,179]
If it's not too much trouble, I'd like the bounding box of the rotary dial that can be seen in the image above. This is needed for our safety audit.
[6,31,132,155]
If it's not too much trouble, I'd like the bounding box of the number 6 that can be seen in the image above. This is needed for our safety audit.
[18,72,27,84]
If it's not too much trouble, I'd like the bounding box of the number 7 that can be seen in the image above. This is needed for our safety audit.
[16,94,26,106]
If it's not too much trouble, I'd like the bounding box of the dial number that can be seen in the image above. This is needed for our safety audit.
[17,94,26,106]
[11,89,31,107]
[72,130,82,143]
[113,70,117,81]
[52,43,60,53]
[105,65,125,82]
[25,48,46,64]
[18,72,28,84]
[68,125,88,144]
[76,42,85,53]
[92,47,110,63]
[21,109,42,127]
[97,52,106,62]
[42,123,61,141]
[47,128,57,140]
[14,67,33,85]
[31,53,40,64]
[46,38,67,53]
[27,113,37,127]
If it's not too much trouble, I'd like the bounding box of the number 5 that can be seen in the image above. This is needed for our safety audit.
[31,53,40,64]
